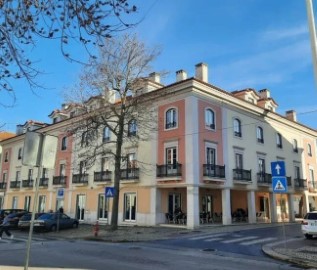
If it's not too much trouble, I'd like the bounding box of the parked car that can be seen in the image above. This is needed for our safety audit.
[18,213,44,231]
[0,209,29,226]
[33,212,79,232]
[301,211,317,239]
[6,211,30,229]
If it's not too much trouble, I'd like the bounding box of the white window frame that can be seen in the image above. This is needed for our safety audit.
[256,126,264,143]
[205,108,215,130]
[233,118,242,137]
[165,108,178,130]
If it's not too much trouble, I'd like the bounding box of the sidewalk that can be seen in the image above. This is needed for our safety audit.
[262,237,317,269]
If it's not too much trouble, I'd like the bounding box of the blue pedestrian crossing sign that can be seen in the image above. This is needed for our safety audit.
[272,177,288,193]
[105,187,115,198]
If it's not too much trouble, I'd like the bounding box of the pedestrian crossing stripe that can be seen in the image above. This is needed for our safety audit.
[274,180,286,191]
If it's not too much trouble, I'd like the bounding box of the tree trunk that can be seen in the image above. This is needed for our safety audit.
[110,116,124,230]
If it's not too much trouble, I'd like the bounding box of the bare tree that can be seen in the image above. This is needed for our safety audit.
[0,0,138,94]
[65,34,160,230]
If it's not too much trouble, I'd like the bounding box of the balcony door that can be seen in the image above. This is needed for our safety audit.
[206,147,216,175]
[76,194,86,221]
[98,194,108,220]
[124,193,136,222]
[166,147,177,174]
[168,193,181,215]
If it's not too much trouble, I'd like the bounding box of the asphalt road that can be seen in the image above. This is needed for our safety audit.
[0,223,305,270]
[0,237,304,270]
[144,223,303,257]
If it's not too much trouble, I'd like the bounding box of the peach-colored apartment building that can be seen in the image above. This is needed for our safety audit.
[0,63,316,229]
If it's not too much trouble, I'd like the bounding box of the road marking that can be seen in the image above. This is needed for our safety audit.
[240,237,277,246]
[204,237,223,242]
[188,233,227,241]
[221,236,258,244]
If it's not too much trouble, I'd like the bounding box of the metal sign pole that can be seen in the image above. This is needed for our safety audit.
[24,136,44,270]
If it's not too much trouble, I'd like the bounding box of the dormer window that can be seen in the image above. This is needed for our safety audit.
[205,108,215,130]
[248,98,254,104]
[165,108,177,129]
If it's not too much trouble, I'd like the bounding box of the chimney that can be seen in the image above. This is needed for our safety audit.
[285,110,297,122]
[195,63,208,83]
[258,89,270,99]
[149,72,160,84]
[176,70,187,82]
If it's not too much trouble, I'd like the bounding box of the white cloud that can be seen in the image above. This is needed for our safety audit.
[261,24,308,41]
[213,39,311,90]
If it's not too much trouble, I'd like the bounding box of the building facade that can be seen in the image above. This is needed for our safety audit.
[0,63,316,229]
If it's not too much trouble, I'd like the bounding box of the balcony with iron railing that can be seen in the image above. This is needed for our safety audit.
[94,171,112,182]
[233,169,252,182]
[294,178,307,189]
[72,174,89,184]
[203,164,225,179]
[257,172,272,185]
[156,164,182,178]
[0,182,6,190]
[10,181,21,189]
[39,177,49,187]
[120,168,139,181]
[22,179,34,188]
[53,176,67,185]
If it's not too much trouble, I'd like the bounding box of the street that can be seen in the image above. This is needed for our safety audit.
[0,224,306,269]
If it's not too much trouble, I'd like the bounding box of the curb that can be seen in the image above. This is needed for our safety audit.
[262,238,317,269]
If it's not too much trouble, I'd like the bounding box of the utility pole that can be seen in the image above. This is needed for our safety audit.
[306,0,317,87]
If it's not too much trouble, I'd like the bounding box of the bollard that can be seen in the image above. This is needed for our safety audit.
[93,221,99,237]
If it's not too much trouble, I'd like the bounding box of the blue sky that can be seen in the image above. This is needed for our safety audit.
[2,0,317,132]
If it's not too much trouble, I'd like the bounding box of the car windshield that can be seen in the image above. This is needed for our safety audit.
[304,212,317,220]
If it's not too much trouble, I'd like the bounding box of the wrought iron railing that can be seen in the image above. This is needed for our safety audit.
[156,164,182,177]
[94,171,112,182]
[233,169,252,182]
[53,176,67,185]
[72,174,89,184]
[257,172,272,184]
[120,168,139,180]
[203,164,225,178]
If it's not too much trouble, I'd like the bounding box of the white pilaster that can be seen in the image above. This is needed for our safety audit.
[305,191,310,213]
[222,189,232,225]
[288,193,295,222]
[186,186,200,229]
[185,96,200,228]
[185,96,199,186]
[247,190,256,223]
